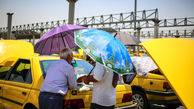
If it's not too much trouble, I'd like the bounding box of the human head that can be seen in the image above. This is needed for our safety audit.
[60,48,73,64]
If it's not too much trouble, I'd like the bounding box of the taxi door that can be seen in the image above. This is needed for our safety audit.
[0,65,12,109]
[0,80,4,109]
[2,59,33,109]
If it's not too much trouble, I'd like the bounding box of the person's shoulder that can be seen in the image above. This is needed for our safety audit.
[59,59,73,70]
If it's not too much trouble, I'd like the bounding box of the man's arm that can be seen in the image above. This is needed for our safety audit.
[84,63,104,84]
[67,67,77,89]
[83,74,98,84]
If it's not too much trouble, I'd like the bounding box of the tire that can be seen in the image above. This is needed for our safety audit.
[28,106,37,109]
[132,90,149,109]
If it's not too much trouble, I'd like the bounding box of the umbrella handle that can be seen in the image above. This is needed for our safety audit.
[87,65,95,77]
[114,33,117,38]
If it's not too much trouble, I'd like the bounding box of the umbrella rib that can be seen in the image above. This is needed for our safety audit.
[50,35,55,54]
[61,33,66,48]
[40,38,49,55]
[58,34,60,52]
[65,31,73,48]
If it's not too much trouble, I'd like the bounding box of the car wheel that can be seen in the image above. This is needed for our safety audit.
[132,90,149,109]
[28,107,37,109]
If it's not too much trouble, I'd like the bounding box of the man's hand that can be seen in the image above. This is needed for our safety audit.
[83,75,98,84]
[77,75,87,83]
[83,77,90,84]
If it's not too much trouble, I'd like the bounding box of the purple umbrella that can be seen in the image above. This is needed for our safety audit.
[34,24,87,55]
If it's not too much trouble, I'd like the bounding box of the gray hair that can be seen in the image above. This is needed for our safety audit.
[59,48,73,60]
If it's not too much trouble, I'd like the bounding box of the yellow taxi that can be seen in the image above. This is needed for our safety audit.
[0,40,135,109]
[127,68,181,109]
[140,38,194,109]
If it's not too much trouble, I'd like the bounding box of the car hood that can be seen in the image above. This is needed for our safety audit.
[0,40,36,66]
[140,38,194,109]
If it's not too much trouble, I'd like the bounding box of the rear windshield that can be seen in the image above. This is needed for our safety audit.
[40,60,93,78]
[149,68,163,75]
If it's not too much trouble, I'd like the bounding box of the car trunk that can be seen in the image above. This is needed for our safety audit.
[64,83,133,108]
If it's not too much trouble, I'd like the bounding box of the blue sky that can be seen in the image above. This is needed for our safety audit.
[0,0,194,27]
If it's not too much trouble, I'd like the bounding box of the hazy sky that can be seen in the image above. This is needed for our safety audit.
[0,0,194,27]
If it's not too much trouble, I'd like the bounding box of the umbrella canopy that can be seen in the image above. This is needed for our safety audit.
[34,24,87,55]
[111,32,141,46]
[75,29,134,74]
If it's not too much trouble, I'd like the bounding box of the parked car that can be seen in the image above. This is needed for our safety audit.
[127,38,193,109]
[139,38,194,109]
[0,40,135,109]
[124,67,181,109]
[128,56,181,109]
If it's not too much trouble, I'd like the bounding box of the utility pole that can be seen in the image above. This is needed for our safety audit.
[7,13,14,39]
[134,0,137,30]
[67,0,78,24]
[133,0,138,54]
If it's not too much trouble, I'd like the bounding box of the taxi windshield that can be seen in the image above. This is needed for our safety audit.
[40,59,93,78]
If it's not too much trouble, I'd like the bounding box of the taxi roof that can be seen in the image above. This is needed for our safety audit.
[140,38,194,109]
[0,40,34,65]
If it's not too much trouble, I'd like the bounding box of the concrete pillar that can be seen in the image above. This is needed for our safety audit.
[192,30,194,37]
[165,33,168,37]
[176,30,179,36]
[141,31,144,38]
[67,0,78,24]
[175,30,180,38]
[11,31,16,39]
[137,27,141,42]
[168,30,171,36]
[184,30,187,37]
[40,28,44,37]
[147,31,150,37]
[132,31,137,53]
[129,32,131,35]
[33,35,35,46]
[160,31,164,37]
[7,13,14,39]
[153,19,160,38]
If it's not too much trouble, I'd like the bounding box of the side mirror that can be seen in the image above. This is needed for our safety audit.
[71,60,78,67]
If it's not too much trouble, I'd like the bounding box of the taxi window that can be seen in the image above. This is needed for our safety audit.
[75,60,93,75]
[0,66,11,80]
[40,60,93,78]
[40,60,59,78]
[8,59,32,84]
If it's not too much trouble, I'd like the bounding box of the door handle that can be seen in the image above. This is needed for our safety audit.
[0,87,1,90]
[22,92,27,95]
